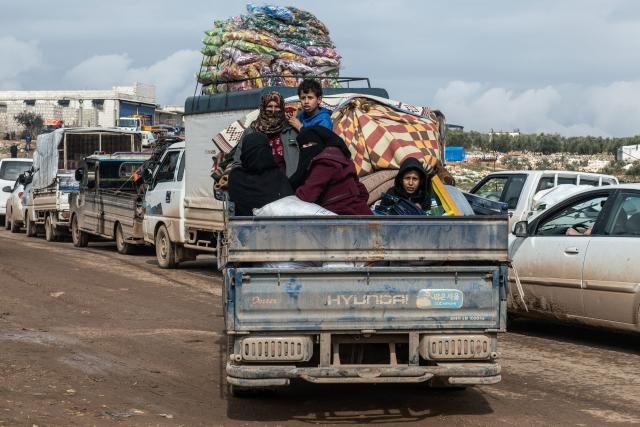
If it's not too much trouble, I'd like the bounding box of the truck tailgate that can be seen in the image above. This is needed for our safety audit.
[224,216,508,263]
[227,266,504,332]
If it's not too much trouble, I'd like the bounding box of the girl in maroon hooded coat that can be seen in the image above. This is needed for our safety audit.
[290,126,371,215]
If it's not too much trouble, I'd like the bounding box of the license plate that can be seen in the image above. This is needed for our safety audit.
[416,289,464,309]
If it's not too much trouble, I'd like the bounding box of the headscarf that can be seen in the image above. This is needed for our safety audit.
[387,157,432,210]
[228,133,293,216]
[289,126,352,189]
[250,91,286,135]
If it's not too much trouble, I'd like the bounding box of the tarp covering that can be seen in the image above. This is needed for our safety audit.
[32,129,64,190]
[213,93,444,178]
[445,146,466,162]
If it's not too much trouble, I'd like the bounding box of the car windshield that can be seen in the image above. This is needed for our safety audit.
[0,161,32,181]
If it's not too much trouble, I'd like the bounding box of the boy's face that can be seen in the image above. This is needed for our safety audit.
[402,170,421,195]
[299,90,321,114]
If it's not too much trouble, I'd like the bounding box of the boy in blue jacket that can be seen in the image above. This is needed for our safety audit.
[288,79,333,131]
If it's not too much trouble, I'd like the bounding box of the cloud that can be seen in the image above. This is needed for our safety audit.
[63,50,202,105]
[434,80,640,137]
[0,37,44,89]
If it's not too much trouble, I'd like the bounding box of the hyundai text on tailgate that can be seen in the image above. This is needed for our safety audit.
[221,213,509,394]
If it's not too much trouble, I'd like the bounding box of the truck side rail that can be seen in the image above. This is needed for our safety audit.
[223,215,509,264]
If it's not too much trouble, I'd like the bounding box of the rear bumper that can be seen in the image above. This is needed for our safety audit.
[226,362,501,387]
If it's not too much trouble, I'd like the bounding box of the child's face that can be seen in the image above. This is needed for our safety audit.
[299,90,321,114]
[402,170,421,195]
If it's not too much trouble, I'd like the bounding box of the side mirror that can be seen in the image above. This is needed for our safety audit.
[75,168,84,182]
[513,221,529,237]
[2,186,12,193]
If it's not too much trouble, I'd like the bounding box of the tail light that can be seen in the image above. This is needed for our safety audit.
[18,192,24,198]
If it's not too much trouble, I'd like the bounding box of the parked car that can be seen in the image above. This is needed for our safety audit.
[470,170,618,230]
[509,184,640,332]
[3,173,31,232]
[0,158,33,225]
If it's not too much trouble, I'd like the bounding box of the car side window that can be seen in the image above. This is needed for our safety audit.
[473,177,507,202]
[536,176,555,192]
[155,151,180,185]
[606,193,640,235]
[176,153,185,182]
[535,195,610,236]
[557,176,577,185]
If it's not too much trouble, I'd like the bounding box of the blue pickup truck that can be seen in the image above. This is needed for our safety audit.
[220,212,509,395]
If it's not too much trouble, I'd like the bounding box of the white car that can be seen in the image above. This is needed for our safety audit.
[510,184,640,332]
[470,170,618,230]
[0,158,33,225]
[3,175,30,232]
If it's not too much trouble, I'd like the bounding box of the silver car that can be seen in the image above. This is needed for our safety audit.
[510,184,640,332]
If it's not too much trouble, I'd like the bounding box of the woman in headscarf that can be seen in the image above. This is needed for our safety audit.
[232,91,299,177]
[292,126,371,215]
[228,133,293,216]
[386,157,432,210]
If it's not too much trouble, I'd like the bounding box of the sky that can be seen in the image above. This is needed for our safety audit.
[2,0,640,137]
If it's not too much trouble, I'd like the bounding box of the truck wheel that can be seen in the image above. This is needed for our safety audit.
[5,216,11,230]
[228,384,269,398]
[45,216,57,242]
[71,215,88,247]
[428,378,467,391]
[26,213,37,237]
[10,213,20,233]
[115,223,134,255]
[155,224,176,268]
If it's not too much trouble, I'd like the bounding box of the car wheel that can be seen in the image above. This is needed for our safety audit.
[71,215,88,247]
[155,224,176,269]
[26,213,37,237]
[115,223,133,255]
[45,215,57,242]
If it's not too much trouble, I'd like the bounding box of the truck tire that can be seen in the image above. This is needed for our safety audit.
[10,212,20,233]
[45,215,57,242]
[71,215,88,247]
[115,223,134,255]
[228,384,271,398]
[4,213,10,230]
[155,224,176,268]
[26,213,37,237]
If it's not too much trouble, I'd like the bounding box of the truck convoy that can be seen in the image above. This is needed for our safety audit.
[27,128,141,240]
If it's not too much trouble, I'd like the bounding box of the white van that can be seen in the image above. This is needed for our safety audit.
[470,170,618,229]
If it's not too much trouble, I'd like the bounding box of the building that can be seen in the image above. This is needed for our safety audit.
[155,105,184,128]
[490,128,521,137]
[0,83,156,136]
[617,144,640,163]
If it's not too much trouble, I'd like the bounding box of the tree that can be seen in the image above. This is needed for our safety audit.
[14,111,44,138]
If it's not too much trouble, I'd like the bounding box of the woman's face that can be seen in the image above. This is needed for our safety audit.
[402,170,421,195]
[265,100,281,116]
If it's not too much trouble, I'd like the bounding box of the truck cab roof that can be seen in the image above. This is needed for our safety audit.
[184,85,389,115]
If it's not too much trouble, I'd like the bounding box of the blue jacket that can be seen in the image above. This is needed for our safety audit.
[298,107,333,130]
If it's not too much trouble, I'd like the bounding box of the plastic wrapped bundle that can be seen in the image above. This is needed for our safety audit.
[246,3,294,23]
[198,4,343,94]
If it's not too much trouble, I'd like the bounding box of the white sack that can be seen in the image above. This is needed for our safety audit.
[253,195,336,216]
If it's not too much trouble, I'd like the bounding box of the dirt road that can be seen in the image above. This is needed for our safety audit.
[1,230,639,426]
